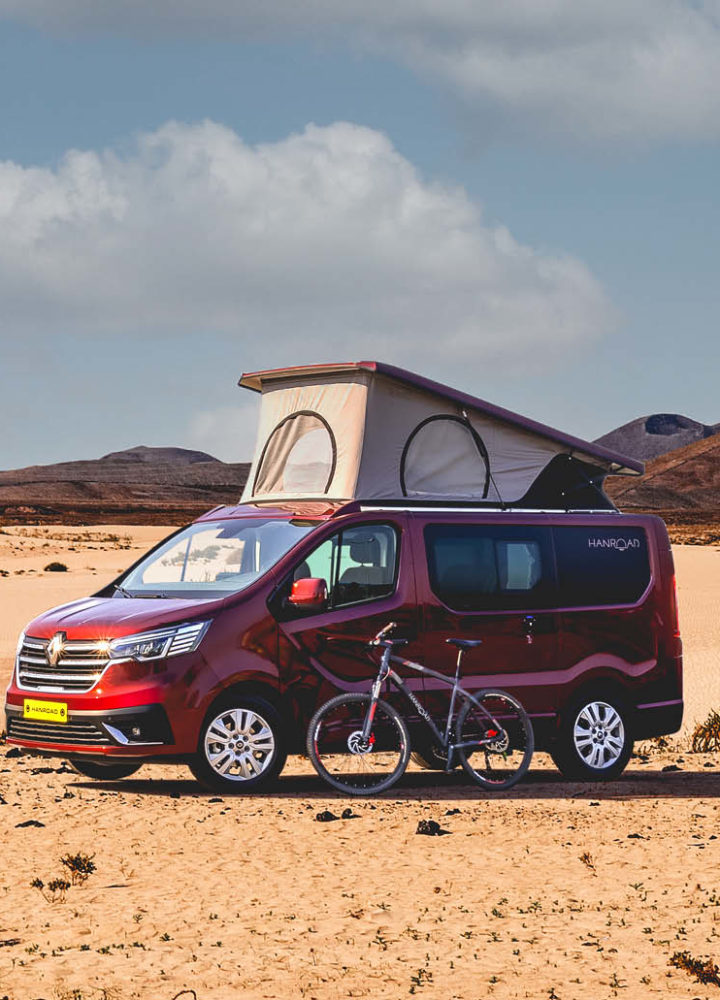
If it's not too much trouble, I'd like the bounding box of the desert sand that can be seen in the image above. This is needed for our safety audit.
[1,526,720,1000]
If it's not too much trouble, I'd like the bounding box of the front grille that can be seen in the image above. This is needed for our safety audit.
[7,716,111,746]
[17,637,109,693]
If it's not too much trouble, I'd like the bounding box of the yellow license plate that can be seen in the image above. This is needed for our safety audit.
[23,699,68,724]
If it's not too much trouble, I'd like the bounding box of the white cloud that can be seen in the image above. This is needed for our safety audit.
[188,401,259,464]
[3,1,720,142]
[0,119,609,373]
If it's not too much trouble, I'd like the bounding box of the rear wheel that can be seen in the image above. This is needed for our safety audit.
[455,690,534,791]
[69,759,142,780]
[307,693,410,795]
[189,695,286,793]
[551,693,632,781]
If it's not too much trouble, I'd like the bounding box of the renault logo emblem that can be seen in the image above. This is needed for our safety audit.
[47,632,67,667]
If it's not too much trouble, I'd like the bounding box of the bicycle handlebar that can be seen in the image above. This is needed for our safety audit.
[370,621,398,645]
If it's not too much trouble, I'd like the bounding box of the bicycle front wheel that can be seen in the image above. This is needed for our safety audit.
[307,694,410,795]
[456,689,534,791]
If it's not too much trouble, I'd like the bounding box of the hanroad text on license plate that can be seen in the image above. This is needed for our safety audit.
[23,699,68,724]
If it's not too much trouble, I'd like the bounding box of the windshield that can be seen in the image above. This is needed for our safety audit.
[119,517,318,599]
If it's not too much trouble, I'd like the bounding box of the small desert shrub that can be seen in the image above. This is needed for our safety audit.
[44,562,68,573]
[60,852,96,885]
[669,950,720,987]
[31,876,71,903]
[692,710,720,753]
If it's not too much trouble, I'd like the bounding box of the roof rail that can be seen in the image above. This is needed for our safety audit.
[332,499,620,515]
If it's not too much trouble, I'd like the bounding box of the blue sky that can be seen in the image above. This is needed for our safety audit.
[1,3,719,467]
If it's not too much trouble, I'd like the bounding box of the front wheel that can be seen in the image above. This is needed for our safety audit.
[550,694,633,781]
[307,694,410,795]
[455,690,534,791]
[189,696,286,793]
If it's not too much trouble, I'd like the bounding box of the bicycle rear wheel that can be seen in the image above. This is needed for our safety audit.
[307,693,410,795]
[456,689,534,791]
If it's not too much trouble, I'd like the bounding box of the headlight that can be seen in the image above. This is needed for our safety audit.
[108,621,210,662]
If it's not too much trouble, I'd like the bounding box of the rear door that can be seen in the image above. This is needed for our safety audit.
[413,517,560,718]
[274,517,424,725]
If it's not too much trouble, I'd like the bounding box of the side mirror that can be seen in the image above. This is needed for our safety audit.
[288,577,328,609]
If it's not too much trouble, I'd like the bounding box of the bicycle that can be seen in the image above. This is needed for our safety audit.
[306,622,534,795]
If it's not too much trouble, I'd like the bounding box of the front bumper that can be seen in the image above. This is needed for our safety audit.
[4,703,175,757]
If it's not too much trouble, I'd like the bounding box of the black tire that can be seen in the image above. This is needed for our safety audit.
[69,759,142,780]
[189,695,286,793]
[456,689,534,791]
[307,693,410,795]
[550,691,633,781]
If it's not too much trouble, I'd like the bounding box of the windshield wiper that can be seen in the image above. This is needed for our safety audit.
[113,584,133,599]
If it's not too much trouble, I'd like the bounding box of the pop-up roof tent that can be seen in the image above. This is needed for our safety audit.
[238,362,643,510]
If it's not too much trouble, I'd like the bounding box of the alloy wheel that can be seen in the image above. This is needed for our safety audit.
[573,701,625,770]
[204,707,276,782]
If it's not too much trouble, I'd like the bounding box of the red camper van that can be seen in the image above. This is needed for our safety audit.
[3,363,683,791]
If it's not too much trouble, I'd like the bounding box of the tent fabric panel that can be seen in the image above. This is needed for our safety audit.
[355,374,571,503]
[241,375,369,502]
[401,416,490,498]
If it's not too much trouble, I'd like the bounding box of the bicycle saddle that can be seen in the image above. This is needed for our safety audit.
[445,638,483,649]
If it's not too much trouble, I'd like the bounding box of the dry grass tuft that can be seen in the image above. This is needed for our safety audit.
[691,710,720,753]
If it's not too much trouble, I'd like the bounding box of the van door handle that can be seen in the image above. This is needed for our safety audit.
[523,615,536,645]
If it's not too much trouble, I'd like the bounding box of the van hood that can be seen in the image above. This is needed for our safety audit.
[24,596,225,641]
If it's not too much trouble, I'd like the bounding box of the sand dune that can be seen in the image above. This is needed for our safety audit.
[1,527,719,999]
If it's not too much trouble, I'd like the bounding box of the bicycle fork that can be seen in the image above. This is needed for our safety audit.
[361,648,391,744]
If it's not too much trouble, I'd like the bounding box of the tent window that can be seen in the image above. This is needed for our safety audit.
[254,411,337,496]
[400,415,490,498]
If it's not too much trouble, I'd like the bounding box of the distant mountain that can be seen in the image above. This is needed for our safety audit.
[0,446,250,524]
[596,414,720,462]
[607,434,720,510]
[99,446,219,465]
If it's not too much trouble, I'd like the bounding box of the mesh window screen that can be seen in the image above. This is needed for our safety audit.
[254,411,336,495]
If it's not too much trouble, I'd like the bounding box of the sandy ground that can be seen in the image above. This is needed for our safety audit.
[0,527,719,1000]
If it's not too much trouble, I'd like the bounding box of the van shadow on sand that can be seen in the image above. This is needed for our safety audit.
[72,765,720,801]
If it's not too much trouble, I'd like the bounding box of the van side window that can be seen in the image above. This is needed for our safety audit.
[553,526,650,606]
[293,524,398,609]
[424,524,552,611]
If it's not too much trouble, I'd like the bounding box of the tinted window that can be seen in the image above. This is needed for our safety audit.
[553,526,650,606]
[293,524,398,609]
[425,524,552,611]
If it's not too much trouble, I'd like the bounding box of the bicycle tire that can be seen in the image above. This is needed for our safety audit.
[456,688,534,791]
[307,693,410,795]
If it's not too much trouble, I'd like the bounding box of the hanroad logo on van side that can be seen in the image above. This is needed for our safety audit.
[588,537,640,553]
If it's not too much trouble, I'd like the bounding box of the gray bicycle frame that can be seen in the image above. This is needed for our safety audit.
[361,642,504,769]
